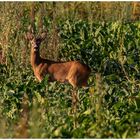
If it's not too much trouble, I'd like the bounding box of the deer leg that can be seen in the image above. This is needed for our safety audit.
[68,77,78,111]
[69,76,79,103]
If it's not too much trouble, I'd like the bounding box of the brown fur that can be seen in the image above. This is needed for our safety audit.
[28,32,91,88]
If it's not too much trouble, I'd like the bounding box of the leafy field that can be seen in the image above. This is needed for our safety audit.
[0,2,140,138]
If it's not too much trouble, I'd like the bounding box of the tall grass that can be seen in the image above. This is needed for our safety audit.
[0,2,140,138]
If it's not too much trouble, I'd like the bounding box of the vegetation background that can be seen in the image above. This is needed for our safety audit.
[0,2,140,138]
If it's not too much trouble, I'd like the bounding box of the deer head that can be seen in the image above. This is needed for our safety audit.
[26,31,47,52]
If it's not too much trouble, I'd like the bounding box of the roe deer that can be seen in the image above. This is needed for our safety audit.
[27,31,91,114]
[27,32,91,87]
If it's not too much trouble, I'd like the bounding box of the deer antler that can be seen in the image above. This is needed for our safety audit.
[40,31,47,41]
[26,25,35,40]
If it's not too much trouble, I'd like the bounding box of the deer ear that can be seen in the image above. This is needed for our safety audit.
[40,32,47,40]
[26,32,34,40]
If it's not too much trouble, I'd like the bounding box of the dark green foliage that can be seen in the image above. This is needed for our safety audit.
[0,2,140,138]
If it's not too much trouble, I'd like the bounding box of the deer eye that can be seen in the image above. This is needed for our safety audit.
[36,39,41,44]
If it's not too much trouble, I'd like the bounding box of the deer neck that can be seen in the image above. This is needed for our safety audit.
[30,47,41,69]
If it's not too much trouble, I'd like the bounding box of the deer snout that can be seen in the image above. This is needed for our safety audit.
[33,45,39,52]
